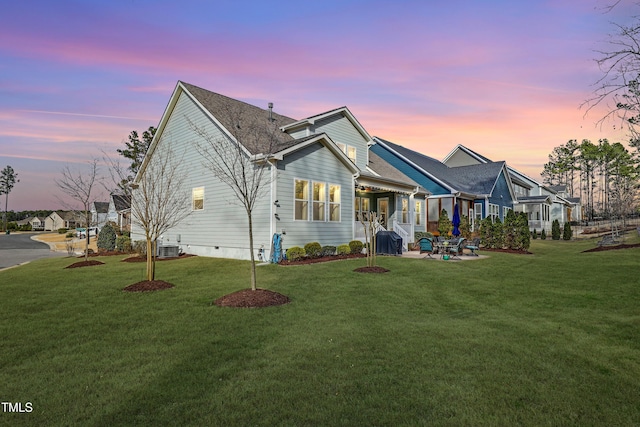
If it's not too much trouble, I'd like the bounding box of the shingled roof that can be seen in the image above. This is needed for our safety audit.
[375,137,508,196]
[181,82,299,155]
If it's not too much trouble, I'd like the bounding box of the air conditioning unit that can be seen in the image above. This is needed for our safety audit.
[158,245,179,258]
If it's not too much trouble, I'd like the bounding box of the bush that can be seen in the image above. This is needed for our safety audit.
[516,212,530,250]
[66,232,74,238]
[97,223,117,252]
[116,235,132,253]
[58,228,68,234]
[532,229,538,240]
[348,240,364,254]
[321,246,336,257]
[286,246,306,261]
[563,222,572,240]
[541,229,547,240]
[437,209,452,237]
[133,240,147,256]
[337,244,350,255]
[304,242,322,258]
[551,219,561,240]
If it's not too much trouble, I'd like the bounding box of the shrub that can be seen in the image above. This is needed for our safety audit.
[348,240,364,254]
[304,242,322,258]
[116,235,132,253]
[541,229,547,240]
[321,246,336,257]
[563,221,572,240]
[97,223,117,252]
[532,229,538,240]
[58,228,68,234]
[286,246,306,261]
[503,210,517,250]
[66,232,74,238]
[133,240,147,256]
[437,209,452,237]
[337,244,350,255]
[551,219,561,240]
[516,212,530,250]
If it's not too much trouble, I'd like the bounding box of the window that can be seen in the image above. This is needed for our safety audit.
[401,198,409,223]
[489,203,499,222]
[192,187,204,210]
[337,142,346,153]
[329,184,341,221]
[295,179,309,220]
[313,182,326,221]
[474,203,483,225]
[347,146,356,162]
[503,206,511,218]
[415,201,422,225]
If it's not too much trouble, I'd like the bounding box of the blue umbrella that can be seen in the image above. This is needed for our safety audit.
[452,203,461,237]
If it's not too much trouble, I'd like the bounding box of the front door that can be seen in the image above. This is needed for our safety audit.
[378,198,389,228]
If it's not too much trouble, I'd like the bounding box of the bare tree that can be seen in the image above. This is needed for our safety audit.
[131,142,191,281]
[360,211,379,268]
[55,159,103,261]
[584,4,640,145]
[187,105,282,291]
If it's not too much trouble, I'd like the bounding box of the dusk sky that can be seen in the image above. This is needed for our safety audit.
[1,0,635,211]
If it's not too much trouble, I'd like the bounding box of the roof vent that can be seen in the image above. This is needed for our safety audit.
[268,102,274,122]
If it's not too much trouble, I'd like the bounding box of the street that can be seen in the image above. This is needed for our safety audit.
[0,233,66,270]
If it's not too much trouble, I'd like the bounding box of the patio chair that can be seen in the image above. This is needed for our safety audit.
[465,237,480,256]
[418,237,434,258]
[447,238,466,260]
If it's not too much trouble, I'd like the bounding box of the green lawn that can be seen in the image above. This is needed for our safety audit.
[1,238,639,426]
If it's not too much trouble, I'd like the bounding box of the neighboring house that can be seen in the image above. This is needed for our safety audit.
[107,194,131,232]
[16,216,45,230]
[45,211,81,231]
[132,81,426,260]
[442,144,581,232]
[371,137,515,235]
[91,201,109,230]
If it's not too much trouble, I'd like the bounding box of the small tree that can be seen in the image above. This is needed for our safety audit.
[131,143,191,281]
[97,223,117,252]
[459,215,471,239]
[55,159,103,262]
[551,219,561,240]
[437,209,452,237]
[516,212,531,250]
[503,210,518,250]
[360,211,379,268]
[491,217,504,249]
[541,229,547,240]
[563,221,573,241]
[0,165,19,232]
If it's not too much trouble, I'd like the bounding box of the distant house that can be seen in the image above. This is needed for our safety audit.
[442,144,581,232]
[45,211,81,231]
[107,194,131,232]
[371,137,515,234]
[16,216,45,231]
[91,201,109,230]
[132,81,425,260]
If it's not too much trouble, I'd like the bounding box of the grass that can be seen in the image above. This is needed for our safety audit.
[1,237,639,426]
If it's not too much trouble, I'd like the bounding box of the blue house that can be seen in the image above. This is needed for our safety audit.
[371,137,515,235]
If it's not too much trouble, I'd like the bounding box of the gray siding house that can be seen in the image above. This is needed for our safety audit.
[132,81,426,260]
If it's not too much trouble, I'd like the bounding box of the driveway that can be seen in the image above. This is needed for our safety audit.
[0,233,67,270]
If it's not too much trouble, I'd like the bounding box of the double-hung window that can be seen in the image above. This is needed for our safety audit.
[295,179,309,220]
[401,198,409,223]
[192,187,204,211]
[312,182,326,221]
[415,201,422,225]
[489,203,499,222]
[329,184,341,221]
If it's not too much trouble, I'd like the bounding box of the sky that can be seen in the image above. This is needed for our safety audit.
[0,0,636,211]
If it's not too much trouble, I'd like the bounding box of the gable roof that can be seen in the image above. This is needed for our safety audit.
[111,194,131,212]
[443,144,492,164]
[374,137,512,198]
[280,106,373,143]
[92,202,109,213]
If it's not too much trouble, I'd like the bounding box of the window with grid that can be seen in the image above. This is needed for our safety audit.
[294,179,309,220]
[313,182,326,221]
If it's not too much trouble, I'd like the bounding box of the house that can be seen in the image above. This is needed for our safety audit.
[442,144,581,232]
[91,201,109,230]
[107,193,131,232]
[44,211,81,231]
[16,216,45,231]
[371,137,516,234]
[132,81,426,260]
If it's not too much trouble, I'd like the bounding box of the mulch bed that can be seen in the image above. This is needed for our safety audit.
[123,280,175,292]
[480,248,533,255]
[354,266,390,273]
[65,260,105,268]
[582,243,640,253]
[214,288,291,308]
[279,253,366,266]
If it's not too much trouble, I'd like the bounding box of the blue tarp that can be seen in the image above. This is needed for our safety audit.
[270,233,283,263]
